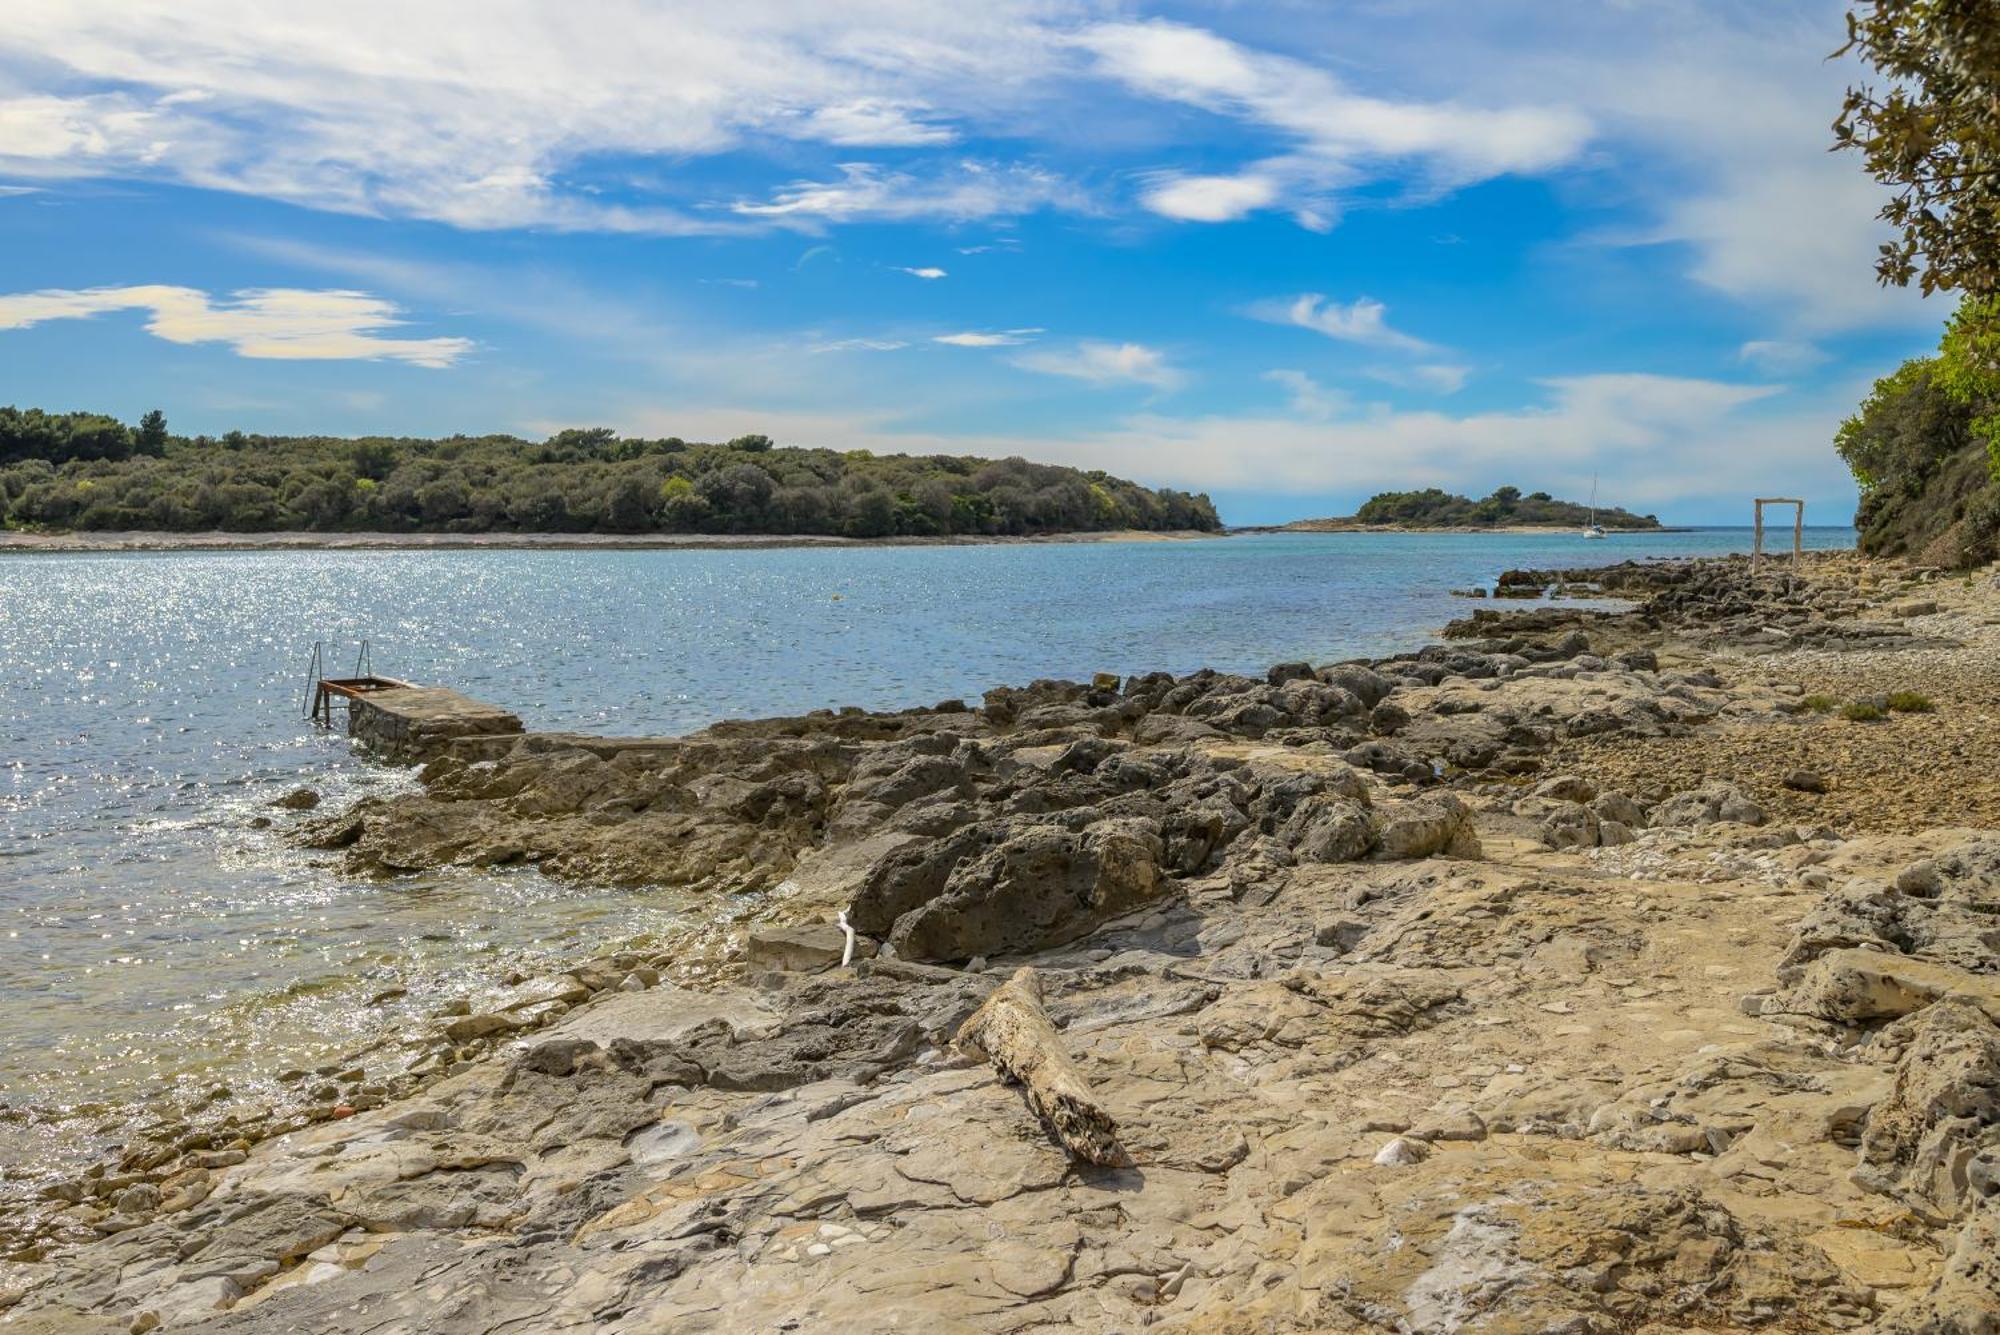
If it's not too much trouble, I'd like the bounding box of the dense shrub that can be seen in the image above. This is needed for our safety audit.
[1838,305,2000,568]
[0,408,1221,538]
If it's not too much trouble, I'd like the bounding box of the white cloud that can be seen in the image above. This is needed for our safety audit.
[0,0,1084,232]
[895,266,948,280]
[795,99,956,147]
[0,284,472,366]
[1079,18,1591,226]
[1247,294,1436,354]
[935,329,1039,347]
[1013,340,1183,390]
[1365,363,1472,395]
[731,162,1081,223]
[1263,368,1347,419]
[810,337,909,353]
[1140,173,1279,223]
[1738,338,1829,375]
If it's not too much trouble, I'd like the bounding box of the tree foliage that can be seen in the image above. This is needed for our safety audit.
[0,406,145,464]
[1835,354,2000,563]
[1349,486,1659,530]
[1834,0,2000,299]
[0,408,1221,538]
[1831,6,2000,566]
[1837,356,1973,491]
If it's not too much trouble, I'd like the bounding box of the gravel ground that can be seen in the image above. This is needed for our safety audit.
[1554,564,2000,833]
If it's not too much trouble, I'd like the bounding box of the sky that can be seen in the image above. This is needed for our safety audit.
[0,0,1952,525]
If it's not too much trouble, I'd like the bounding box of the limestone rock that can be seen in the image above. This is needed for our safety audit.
[1374,792,1482,859]
[1279,795,1377,863]
[1783,948,2000,1026]
[1540,800,1601,850]
[1652,781,1766,828]
[880,818,1167,962]
[1856,999,2000,1217]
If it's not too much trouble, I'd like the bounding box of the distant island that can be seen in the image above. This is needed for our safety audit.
[1280,486,1663,532]
[0,407,1221,540]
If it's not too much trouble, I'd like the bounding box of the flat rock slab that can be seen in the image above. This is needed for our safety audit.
[542,983,780,1047]
[746,924,874,972]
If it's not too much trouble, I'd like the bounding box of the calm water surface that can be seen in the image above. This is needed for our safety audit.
[0,529,1851,1160]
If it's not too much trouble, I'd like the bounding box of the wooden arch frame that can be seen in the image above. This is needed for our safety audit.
[1753,498,1804,562]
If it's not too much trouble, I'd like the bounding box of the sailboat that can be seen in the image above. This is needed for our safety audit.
[1582,474,1607,539]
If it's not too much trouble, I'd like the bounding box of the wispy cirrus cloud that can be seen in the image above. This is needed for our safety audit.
[1365,362,1472,395]
[1246,294,1436,355]
[935,328,1040,347]
[792,99,956,147]
[0,284,472,366]
[1263,368,1347,419]
[810,336,909,353]
[1738,338,1829,375]
[731,162,1082,224]
[894,266,948,280]
[1013,339,1183,390]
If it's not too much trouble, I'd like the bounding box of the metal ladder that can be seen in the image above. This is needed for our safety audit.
[301,639,372,726]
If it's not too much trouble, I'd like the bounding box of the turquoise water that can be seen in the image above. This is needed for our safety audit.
[0,528,1850,1135]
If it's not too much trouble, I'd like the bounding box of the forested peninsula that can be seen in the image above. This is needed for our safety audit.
[0,408,1220,539]
[1286,486,1663,531]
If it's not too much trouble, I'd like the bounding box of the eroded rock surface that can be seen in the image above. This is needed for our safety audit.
[15,816,1998,1332]
[10,552,2000,1332]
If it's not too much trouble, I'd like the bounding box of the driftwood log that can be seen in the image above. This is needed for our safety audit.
[954,967,1124,1165]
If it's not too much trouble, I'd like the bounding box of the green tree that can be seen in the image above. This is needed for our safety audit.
[137,409,169,455]
[1835,1,2000,299]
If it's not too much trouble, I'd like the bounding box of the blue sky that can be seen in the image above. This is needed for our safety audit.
[0,0,1950,524]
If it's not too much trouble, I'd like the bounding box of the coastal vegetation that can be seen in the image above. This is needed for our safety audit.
[1307,485,1660,530]
[1833,1,2000,566]
[1835,350,2000,564]
[0,408,1220,537]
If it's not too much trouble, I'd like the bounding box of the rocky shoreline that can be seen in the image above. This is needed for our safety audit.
[4,550,1999,1332]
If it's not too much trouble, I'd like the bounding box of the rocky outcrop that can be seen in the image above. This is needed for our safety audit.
[867,816,1168,962]
[1651,780,1767,829]
[1856,999,2000,1218]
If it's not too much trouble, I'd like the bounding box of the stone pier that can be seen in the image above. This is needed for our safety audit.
[346,684,523,762]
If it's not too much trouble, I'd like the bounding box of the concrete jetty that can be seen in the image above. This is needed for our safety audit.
[341,682,523,761]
